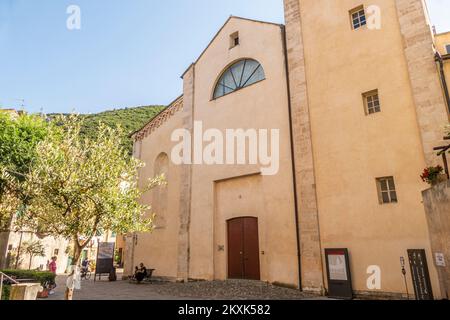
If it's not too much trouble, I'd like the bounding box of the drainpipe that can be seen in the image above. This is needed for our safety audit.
[435,52,450,115]
[281,25,303,291]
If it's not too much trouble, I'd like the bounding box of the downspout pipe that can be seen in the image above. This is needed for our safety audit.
[281,25,303,291]
[435,52,450,114]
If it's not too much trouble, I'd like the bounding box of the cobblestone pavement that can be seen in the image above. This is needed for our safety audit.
[46,274,321,300]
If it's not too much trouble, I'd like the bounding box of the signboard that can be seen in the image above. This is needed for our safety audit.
[408,249,434,300]
[328,253,348,281]
[435,253,446,267]
[95,242,115,281]
[325,249,353,299]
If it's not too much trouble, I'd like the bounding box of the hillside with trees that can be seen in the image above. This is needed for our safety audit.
[48,105,165,154]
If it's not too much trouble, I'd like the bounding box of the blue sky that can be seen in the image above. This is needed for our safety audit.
[0,0,448,114]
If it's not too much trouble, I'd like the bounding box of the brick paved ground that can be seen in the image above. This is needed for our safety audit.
[45,274,321,300]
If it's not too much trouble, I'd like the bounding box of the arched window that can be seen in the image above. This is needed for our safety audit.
[213,59,265,99]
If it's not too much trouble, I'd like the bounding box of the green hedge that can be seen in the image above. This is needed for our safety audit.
[0,269,56,285]
[1,285,11,300]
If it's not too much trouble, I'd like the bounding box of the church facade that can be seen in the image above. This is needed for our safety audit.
[122,0,450,299]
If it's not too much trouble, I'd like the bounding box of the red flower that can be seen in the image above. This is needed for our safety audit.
[420,166,444,184]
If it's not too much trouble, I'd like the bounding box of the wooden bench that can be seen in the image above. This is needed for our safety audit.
[129,269,155,284]
[143,269,155,283]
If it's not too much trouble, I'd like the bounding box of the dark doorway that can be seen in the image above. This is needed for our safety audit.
[227,217,260,280]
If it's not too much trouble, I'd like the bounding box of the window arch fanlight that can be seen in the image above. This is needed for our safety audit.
[213,59,265,99]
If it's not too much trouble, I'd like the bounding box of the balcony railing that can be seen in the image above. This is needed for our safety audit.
[0,271,19,300]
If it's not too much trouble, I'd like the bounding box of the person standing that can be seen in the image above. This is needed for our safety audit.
[48,256,57,294]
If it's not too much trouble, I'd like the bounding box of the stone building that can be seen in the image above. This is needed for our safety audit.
[0,229,70,273]
[122,0,450,299]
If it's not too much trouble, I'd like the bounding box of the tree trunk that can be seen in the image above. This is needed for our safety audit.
[64,239,82,301]
[64,287,74,300]
[73,242,82,266]
[14,231,23,269]
[28,254,33,270]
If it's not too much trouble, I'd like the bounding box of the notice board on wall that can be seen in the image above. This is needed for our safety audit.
[95,242,115,278]
[325,248,353,299]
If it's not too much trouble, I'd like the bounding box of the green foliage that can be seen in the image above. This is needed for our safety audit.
[0,269,56,285]
[22,240,45,257]
[1,285,11,300]
[48,106,164,154]
[17,115,165,263]
[0,112,51,175]
[21,240,46,269]
[0,113,52,231]
[0,170,20,231]
[420,165,446,185]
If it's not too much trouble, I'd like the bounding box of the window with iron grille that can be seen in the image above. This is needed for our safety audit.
[350,6,367,30]
[446,44,450,54]
[376,177,398,204]
[363,90,381,115]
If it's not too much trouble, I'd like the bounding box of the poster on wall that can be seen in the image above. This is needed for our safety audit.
[435,253,446,267]
[328,253,348,281]
[95,242,115,281]
[325,248,353,299]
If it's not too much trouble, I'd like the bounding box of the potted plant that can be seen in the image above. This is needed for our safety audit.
[420,165,447,186]
[37,285,49,299]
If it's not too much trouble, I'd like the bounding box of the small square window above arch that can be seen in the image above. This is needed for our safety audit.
[230,32,240,49]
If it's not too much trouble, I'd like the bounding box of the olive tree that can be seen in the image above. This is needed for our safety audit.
[17,115,163,299]
[21,240,45,270]
[0,112,50,231]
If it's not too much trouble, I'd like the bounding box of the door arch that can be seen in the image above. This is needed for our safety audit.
[227,217,260,280]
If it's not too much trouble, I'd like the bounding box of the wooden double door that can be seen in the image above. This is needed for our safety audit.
[227,217,261,280]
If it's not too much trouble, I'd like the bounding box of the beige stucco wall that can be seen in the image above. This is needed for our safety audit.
[435,32,450,55]
[435,32,450,102]
[2,231,69,273]
[443,60,450,102]
[422,180,450,300]
[130,1,449,298]
[187,17,298,286]
[128,110,184,280]
[131,17,299,287]
[286,0,447,297]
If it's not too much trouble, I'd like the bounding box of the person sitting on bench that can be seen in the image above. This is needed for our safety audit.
[134,263,147,283]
